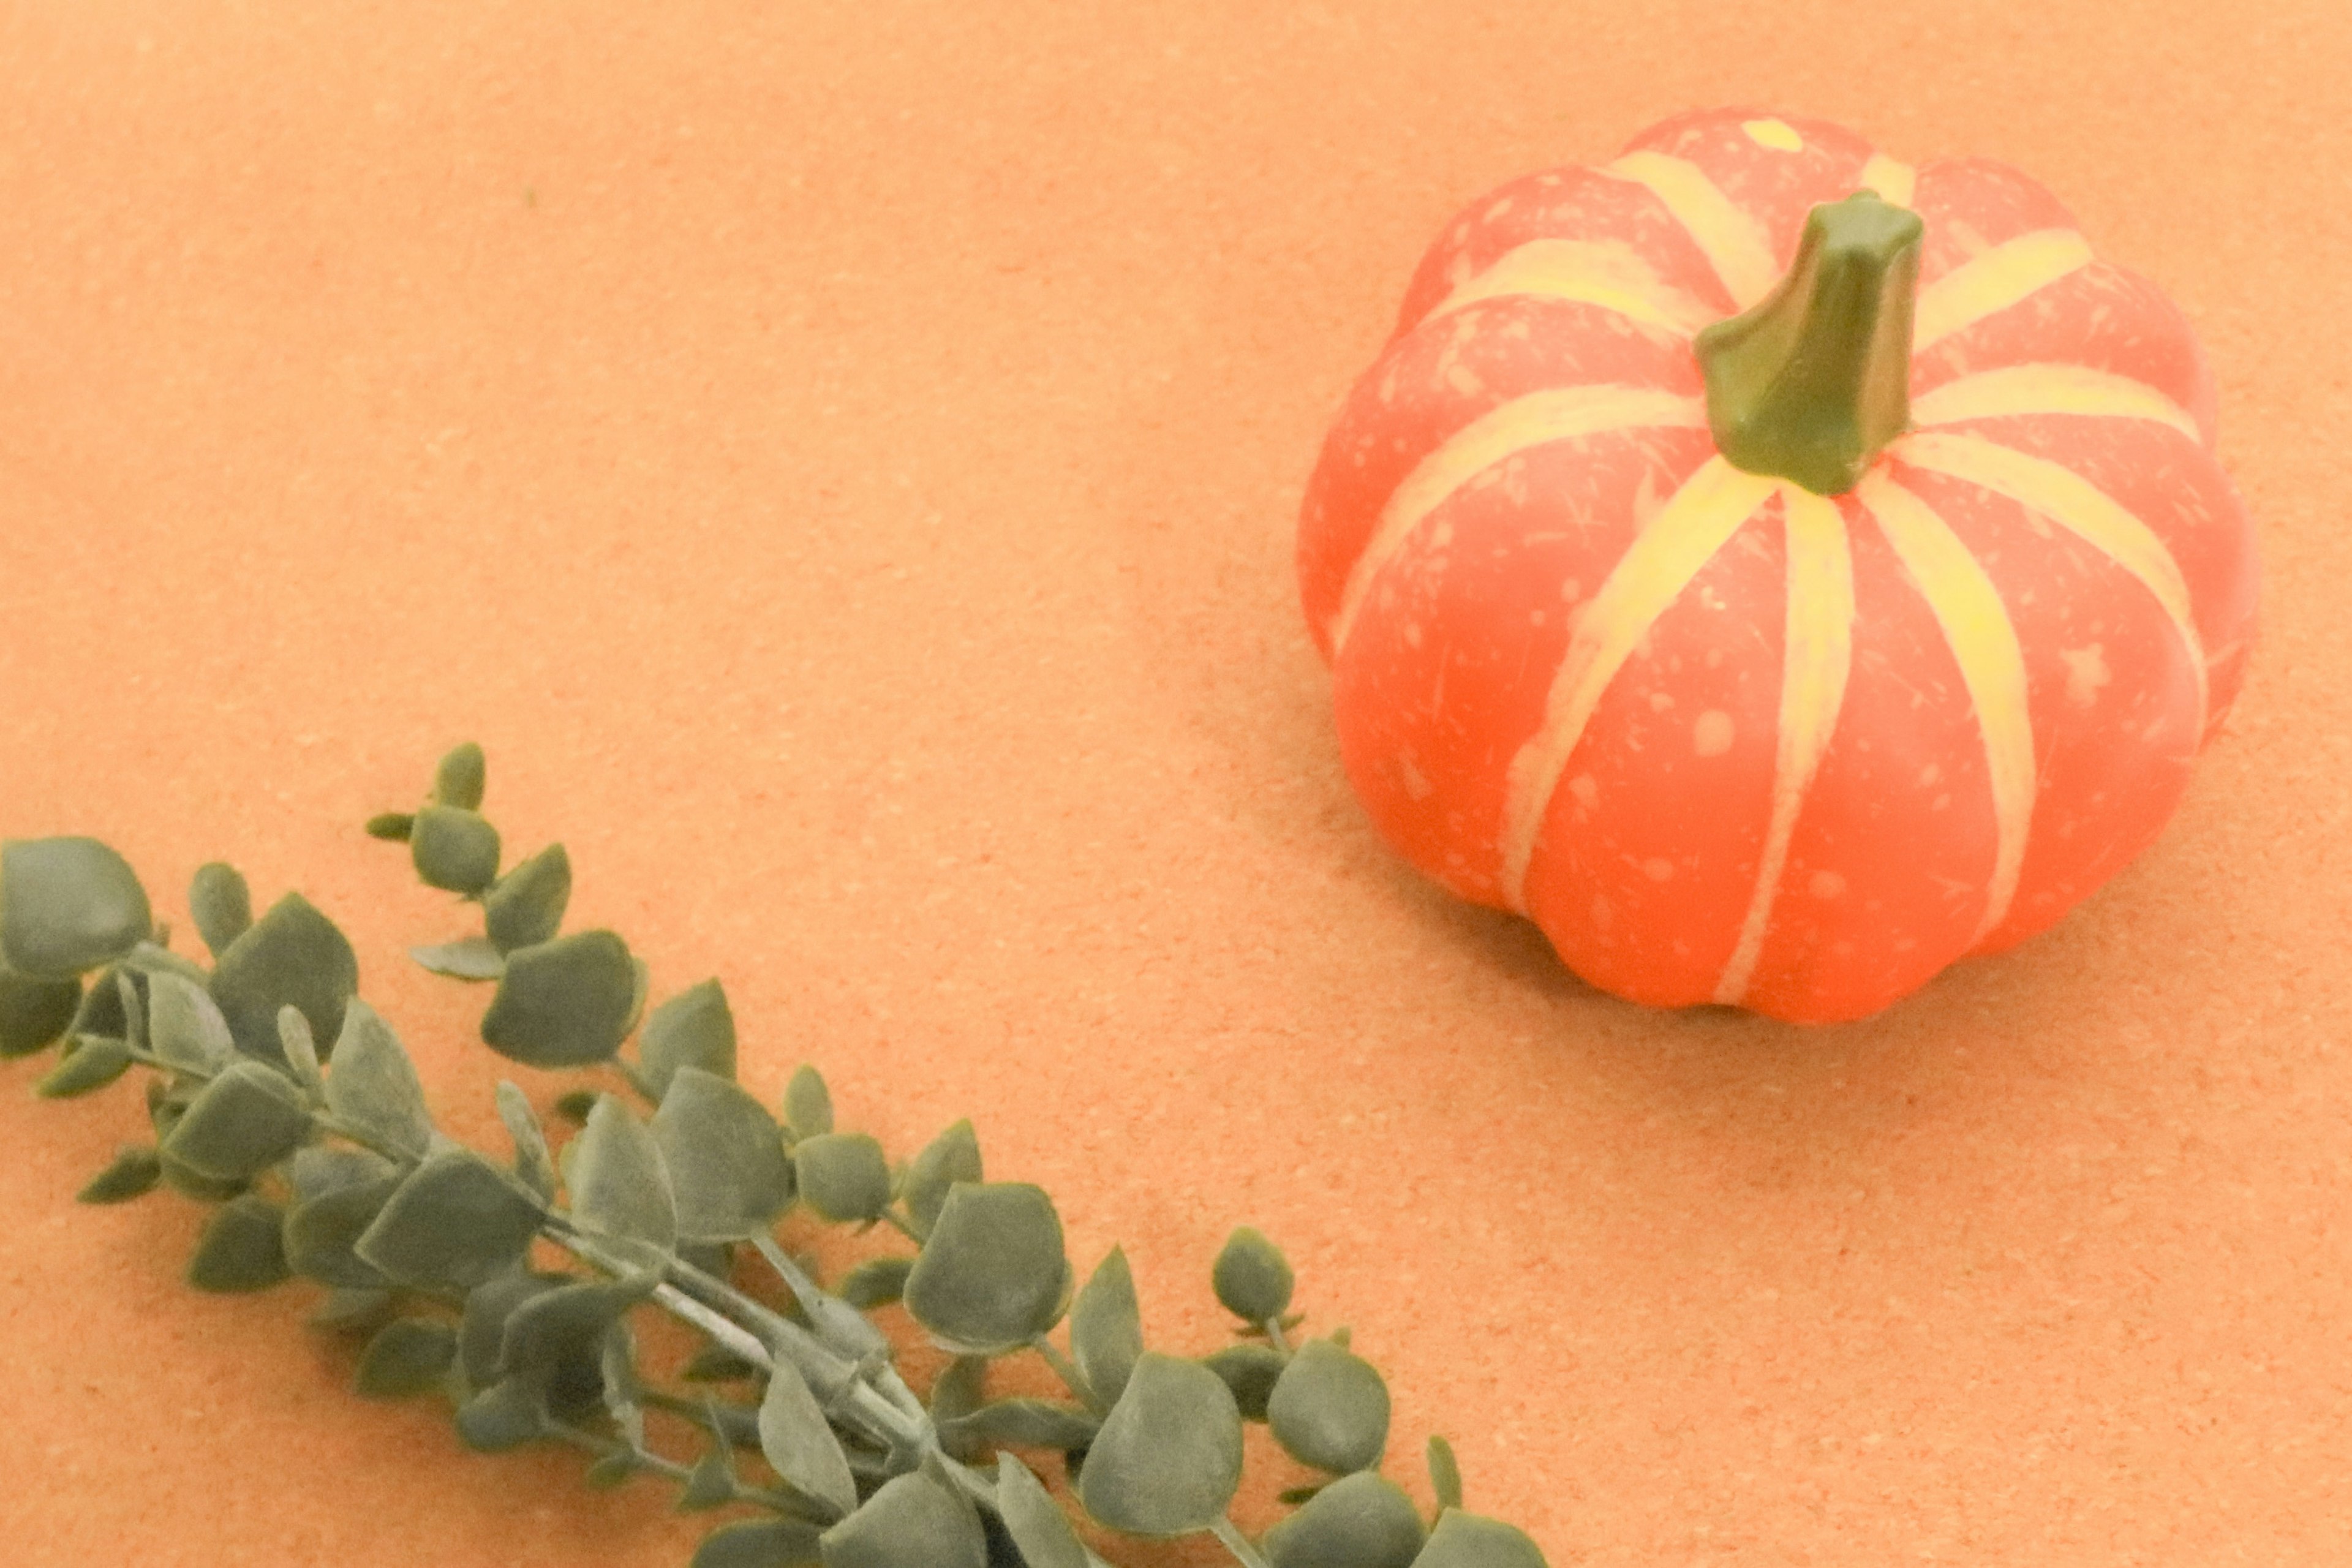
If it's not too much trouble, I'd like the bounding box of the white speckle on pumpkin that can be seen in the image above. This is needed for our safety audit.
[1559,577,1582,602]
[1591,895,1614,932]
[1741,118,1804,152]
[1403,621,1423,648]
[2060,643,2111,707]
[1692,709,1736,756]
[1567,773,1600,809]
[1398,754,1434,801]
[1918,762,1941,787]
[1648,691,1675,712]
[1808,870,1846,899]
[1642,857,1676,883]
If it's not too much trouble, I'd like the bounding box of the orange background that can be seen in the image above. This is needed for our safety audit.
[4,3,2349,1563]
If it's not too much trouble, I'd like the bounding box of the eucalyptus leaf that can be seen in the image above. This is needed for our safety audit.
[188,862,253,959]
[162,1060,315,1180]
[208,891,358,1069]
[354,1148,545,1291]
[410,805,501,895]
[903,1183,1067,1355]
[324,998,435,1162]
[461,1272,568,1387]
[0,836,151,981]
[77,1144,162,1204]
[364,812,415,842]
[433,741,488,810]
[1201,1344,1287,1423]
[1262,1472,1426,1568]
[640,978,737,1099]
[756,1359,859,1523]
[552,1088,598,1124]
[484,843,571,953]
[37,1035,132,1098]
[1070,1246,1144,1411]
[568,1093,678,1254]
[291,1144,399,1200]
[820,1469,987,1568]
[356,1317,459,1398]
[793,1133,892,1226]
[1212,1227,1295,1323]
[994,1453,1090,1568]
[276,1005,325,1098]
[782,1062,831,1139]
[900,1119,981,1236]
[1409,1511,1548,1568]
[493,1080,559,1202]
[159,1152,249,1202]
[1268,1339,1390,1474]
[284,1172,401,1287]
[1077,1352,1244,1538]
[0,972,81,1058]
[66,967,127,1044]
[930,1354,989,1430]
[187,1194,292,1293]
[310,1286,395,1333]
[938,1398,1101,1452]
[677,1433,739,1512]
[584,1452,638,1490]
[410,937,507,982]
[837,1257,913,1310]
[145,971,236,1075]
[499,1272,658,1385]
[652,1068,794,1243]
[455,1378,547,1453]
[481,930,638,1069]
[1427,1434,1464,1513]
[692,1518,824,1568]
[682,1343,761,1383]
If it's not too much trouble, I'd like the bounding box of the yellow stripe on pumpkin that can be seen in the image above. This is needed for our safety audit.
[1893,430,2209,733]
[1912,229,2094,352]
[1600,151,1783,309]
[1499,456,1781,910]
[1855,153,1917,209]
[1330,385,1708,655]
[1715,485,1855,1006]
[1910,363,2200,440]
[1858,473,2038,941]
[1425,239,1720,340]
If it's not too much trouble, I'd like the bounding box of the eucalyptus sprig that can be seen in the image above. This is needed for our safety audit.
[2,744,1548,1568]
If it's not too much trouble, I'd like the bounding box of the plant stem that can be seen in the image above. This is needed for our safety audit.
[1030,1334,1091,1406]
[1211,1515,1275,1568]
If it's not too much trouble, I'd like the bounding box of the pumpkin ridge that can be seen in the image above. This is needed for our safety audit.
[1912,229,2093,352]
[1716,487,1855,1004]
[1910,364,2199,440]
[1891,430,2208,736]
[1498,456,1779,908]
[1328,384,1706,654]
[1858,473,2039,941]
[1422,238,1717,339]
[1599,151,1782,309]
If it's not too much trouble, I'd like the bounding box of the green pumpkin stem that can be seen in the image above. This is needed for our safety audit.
[1694,189,1926,497]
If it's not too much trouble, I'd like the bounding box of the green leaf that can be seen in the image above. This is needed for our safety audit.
[159,1153,249,1202]
[494,1080,559,1202]
[929,1354,989,1428]
[354,1148,545,1291]
[324,998,435,1162]
[584,1452,637,1490]
[820,1470,987,1568]
[37,1035,132,1098]
[938,1398,1101,1451]
[1213,1227,1295,1323]
[757,1360,858,1522]
[993,1453,1091,1568]
[0,972,81,1058]
[188,862,252,960]
[677,1431,739,1512]
[481,930,637,1068]
[284,1170,401,1287]
[1263,1472,1426,1568]
[1201,1344,1286,1423]
[1070,1247,1144,1412]
[640,978,737,1099]
[144,971,236,1075]
[187,1194,292,1292]
[1077,1352,1244,1537]
[121,939,208,985]
[782,1062,831,1139]
[461,1272,568,1387]
[650,1067,793,1243]
[77,1144,162,1204]
[1268,1339,1390,1474]
[208,891,359,1069]
[356,1317,459,1398]
[682,1344,761,1383]
[291,1143,400,1199]
[0,837,151,980]
[1409,1511,1547,1568]
[66,966,127,1043]
[433,742,488,810]
[364,812,415,843]
[903,1183,1066,1355]
[162,1060,315,1180]
[276,1006,325,1098]
[692,1518,823,1568]
[410,805,502,895]
[902,1120,982,1237]
[310,1286,395,1333]
[455,1378,547,1452]
[793,1133,892,1226]
[1427,1434,1463,1513]
[499,1273,658,1389]
[484,843,571,953]
[837,1257,913,1310]
[410,937,507,982]
[568,1093,677,1254]
[552,1088,599,1124]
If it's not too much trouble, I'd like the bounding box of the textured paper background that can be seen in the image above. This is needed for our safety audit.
[4,2,2348,1562]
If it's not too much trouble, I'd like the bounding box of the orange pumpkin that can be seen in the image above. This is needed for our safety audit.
[1298,108,2259,1023]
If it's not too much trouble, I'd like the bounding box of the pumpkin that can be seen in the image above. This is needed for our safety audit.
[1297,108,2259,1023]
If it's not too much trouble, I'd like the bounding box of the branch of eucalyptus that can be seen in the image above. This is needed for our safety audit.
[1028,1333,1094,1408]
[545,1417,697,1485]
[1264,1317,1292,1355]
[1210,1515,1276,1568]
